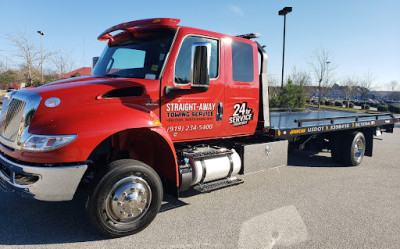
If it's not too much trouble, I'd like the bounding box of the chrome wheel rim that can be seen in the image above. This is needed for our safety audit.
[353,138,364,163]
[105,176,152,223]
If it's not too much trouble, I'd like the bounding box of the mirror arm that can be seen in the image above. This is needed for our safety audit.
[92,56,99,68]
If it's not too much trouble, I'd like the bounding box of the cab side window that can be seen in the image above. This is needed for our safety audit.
[232,41,254,82]
[175,36,219,84]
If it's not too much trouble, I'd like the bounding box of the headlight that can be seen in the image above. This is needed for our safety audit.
[22,134,77,151]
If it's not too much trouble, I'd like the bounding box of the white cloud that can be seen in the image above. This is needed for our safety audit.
[228,5,245,17]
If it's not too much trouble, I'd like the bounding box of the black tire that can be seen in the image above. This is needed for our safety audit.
[86,159,163,238]
[342,132,366,166]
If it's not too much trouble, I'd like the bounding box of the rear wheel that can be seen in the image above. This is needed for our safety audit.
[86,159,163,238]
[343,132,365,166]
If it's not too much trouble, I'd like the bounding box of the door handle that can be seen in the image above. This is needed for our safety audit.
[216,102,223,122]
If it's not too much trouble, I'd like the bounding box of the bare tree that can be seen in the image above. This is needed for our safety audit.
[290,67,312,86]
[267,75,280,108]
[340,75,358,107]
[358,70,374,100]
[308,48,337,108]
[0,49,9,73]
[290,67,314,99]
[6,31,39,85]
[268,75,279,87]
[52,51,76,77]
[6,31,55,86]
[37,48,55,84]
[267,74,280,95]
[389,80,399,91]
[0,60,5,73]
[387,80,399,100]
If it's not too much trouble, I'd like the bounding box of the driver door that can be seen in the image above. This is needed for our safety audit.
[160,32,225,142]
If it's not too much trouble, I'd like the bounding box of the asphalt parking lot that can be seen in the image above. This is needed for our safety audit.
[0,126,399,249]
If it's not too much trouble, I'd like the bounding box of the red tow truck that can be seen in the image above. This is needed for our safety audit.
[0,18,398,237]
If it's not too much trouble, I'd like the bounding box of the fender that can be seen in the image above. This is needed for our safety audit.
[9,102,179,181]
[149,126,179,187]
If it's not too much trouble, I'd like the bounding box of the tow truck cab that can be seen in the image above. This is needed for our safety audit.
[0,18,268,202]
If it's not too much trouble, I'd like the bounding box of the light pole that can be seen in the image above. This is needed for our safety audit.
[37,30,45,84]
[318,61,330,109]
[279,7,292,88]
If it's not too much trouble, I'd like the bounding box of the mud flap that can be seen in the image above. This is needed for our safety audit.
[364,129,374,157]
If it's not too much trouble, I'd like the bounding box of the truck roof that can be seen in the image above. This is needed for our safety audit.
[98,18,180,41]
[97,18,258,45]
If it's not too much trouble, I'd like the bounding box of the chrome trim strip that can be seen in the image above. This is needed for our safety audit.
[0,153,87,201]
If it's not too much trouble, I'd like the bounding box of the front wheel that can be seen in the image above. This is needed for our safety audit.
[86,159,163,238]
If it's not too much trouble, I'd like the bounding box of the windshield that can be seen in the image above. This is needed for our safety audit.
[92,28,176,79]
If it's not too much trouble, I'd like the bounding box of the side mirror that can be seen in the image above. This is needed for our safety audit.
[191,42,211,92]
[92,56,99,68]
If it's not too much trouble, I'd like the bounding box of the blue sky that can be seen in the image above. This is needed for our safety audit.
[0,0,399,90]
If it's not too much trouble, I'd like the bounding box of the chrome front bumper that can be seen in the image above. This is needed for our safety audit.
[0,153,87,201]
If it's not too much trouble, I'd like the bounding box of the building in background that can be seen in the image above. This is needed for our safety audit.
[10,82,26,90]
[60,67,92,79]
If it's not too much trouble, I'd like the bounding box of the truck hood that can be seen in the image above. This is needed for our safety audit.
[31,76,151,95]
[25,76,161,106]
[23,76,161,133]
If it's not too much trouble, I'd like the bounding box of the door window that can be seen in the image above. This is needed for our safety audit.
[232,41,254,82]
[174,36,219,84]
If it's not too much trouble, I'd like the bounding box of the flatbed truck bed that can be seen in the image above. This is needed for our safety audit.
[267,110,398,140]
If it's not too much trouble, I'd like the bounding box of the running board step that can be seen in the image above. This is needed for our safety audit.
[194,177,243,193]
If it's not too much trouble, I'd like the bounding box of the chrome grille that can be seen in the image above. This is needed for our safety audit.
[0,98,26,142]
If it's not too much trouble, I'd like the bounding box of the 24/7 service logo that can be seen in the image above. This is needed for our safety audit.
[229,102,253,127]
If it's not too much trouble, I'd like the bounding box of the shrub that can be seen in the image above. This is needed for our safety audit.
[325,100,333,106]
[277,78,306,108]
[312,100,318,105]
[388,104,400,114]
[349,102,355,108]
[335,101,343,107]
[269,94,279,108]
[362,104,370,110]
[377,104,389,112]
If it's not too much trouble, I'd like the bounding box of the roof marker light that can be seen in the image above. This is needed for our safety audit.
[236,33,261,39]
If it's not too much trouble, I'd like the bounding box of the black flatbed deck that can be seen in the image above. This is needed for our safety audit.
[268,110,398,139]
